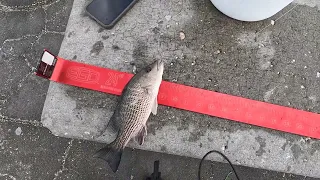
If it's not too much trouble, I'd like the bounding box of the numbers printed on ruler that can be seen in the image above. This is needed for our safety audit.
[208,104,215,111]
[310,127,318,133]
[182,99,189,105]
[284,121,291,128]
[172,96,178,102]
[196,102,202,108]
[296,123,303,130]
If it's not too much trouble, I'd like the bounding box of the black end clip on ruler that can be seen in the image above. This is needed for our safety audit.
[146,160,162,180]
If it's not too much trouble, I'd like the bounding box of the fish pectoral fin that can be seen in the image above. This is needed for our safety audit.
[135,125,147,145]
[151,98,158,115]
[142,85,152,94]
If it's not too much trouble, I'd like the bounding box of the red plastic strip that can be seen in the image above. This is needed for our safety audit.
[49,57,320,139]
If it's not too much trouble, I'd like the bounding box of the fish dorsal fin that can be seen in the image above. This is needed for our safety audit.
[151,97,158,115]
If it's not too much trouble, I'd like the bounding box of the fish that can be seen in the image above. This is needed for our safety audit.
[94,60,164,172]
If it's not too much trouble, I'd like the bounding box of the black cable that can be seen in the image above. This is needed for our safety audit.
[198,150,240,180]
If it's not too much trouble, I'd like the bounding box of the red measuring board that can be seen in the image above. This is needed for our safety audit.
[36,50,320,139]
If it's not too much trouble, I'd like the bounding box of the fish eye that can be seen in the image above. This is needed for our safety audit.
[146,66,152,72]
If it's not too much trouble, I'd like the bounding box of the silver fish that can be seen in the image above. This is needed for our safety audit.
[94,60,164,172]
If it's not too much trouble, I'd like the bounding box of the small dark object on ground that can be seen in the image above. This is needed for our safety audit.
[112,45,120,50]
[198,150,240,180]
[146,160,162,180]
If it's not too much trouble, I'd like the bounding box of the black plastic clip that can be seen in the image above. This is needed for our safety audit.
[146,160,162,180]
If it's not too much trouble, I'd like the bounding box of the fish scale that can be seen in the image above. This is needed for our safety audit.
[114,88,153,148]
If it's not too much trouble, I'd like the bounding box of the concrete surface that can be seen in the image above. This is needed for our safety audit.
[1,121,318,180]
[0,0,72,121]
[1,0,320,179]
[41,0,320,178]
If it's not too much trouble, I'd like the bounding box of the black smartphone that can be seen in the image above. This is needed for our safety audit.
[86,0,138,29]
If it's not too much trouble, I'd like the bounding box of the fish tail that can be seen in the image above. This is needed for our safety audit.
[93,142,123,173]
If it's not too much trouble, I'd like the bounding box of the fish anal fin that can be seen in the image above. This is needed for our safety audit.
[135,125,147,145]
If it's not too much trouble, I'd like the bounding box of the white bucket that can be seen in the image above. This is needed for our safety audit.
[210,0,294,21]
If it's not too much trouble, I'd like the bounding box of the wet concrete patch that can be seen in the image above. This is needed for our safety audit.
[291,144,304,159]
[255,136,267,156]
[90,41,104,56]
[310,141,320,155]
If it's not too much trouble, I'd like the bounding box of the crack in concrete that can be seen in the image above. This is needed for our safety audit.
[43,4,49,32]
[2,35,38,79]
[35,30,46,44]
[23,57,37,72]
[0,114,43,127]
[17,72,32,89]
[0,173,16,180]
[43,0,63,9]
[0,0,61,12]
[3,32,62,72]
[53,139,74,180]
[3,35,38,44]
[0,2,11,11]
[42,4,68,34]
[35,29,64,45]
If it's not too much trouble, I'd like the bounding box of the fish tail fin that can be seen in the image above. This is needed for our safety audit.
[93,143,123,173]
